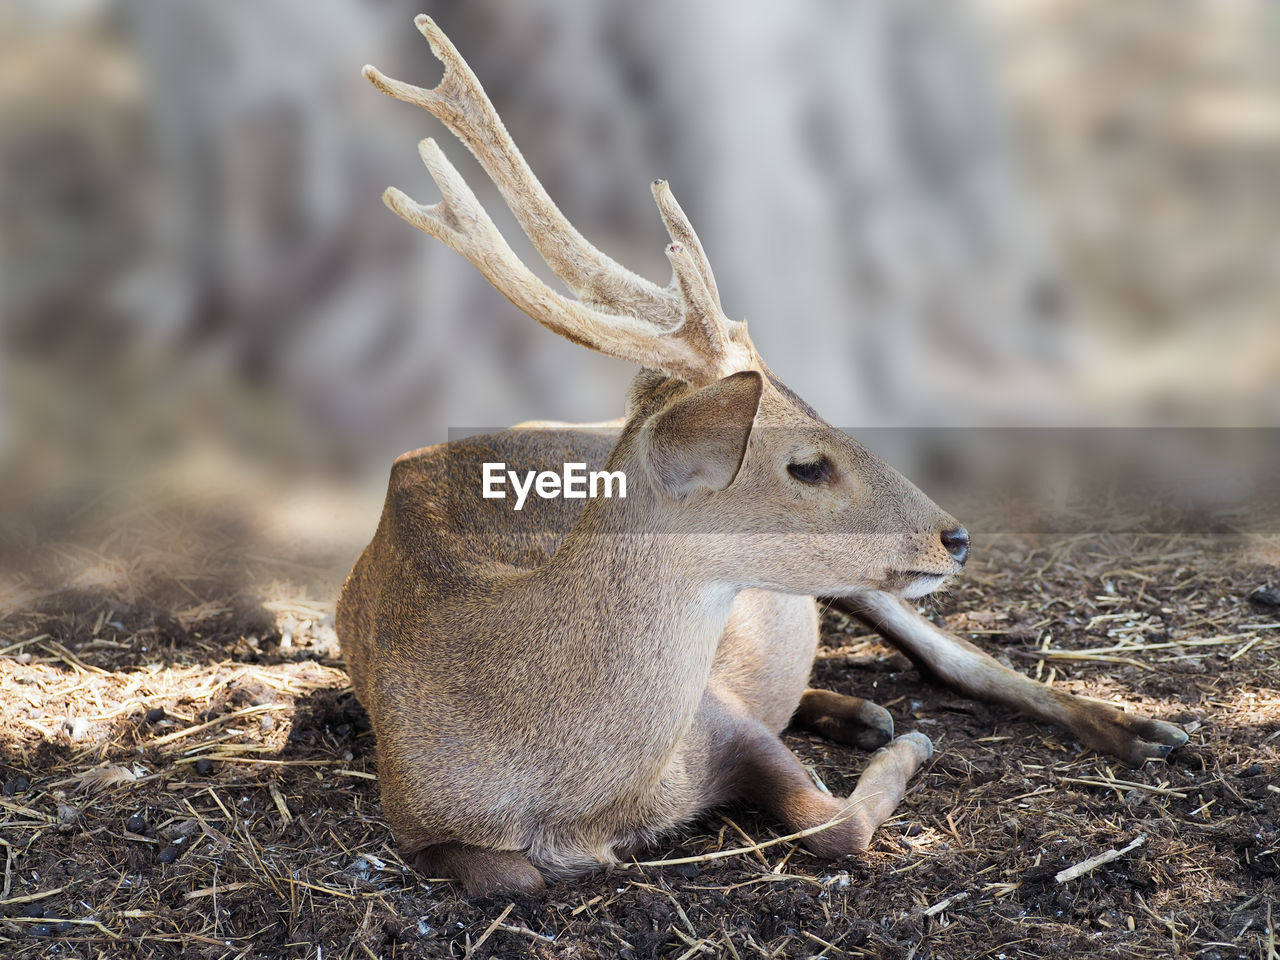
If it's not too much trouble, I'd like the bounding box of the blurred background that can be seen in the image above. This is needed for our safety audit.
[2,0,1278,600]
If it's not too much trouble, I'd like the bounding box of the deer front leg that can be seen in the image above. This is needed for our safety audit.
[836,591,1188,767]
[700,689,932,857]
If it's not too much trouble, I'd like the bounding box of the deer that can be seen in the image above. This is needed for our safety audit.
[338,15,1189,898]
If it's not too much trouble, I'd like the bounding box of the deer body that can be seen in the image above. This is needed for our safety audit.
[339,417,889,882]
[340,17,1188,896]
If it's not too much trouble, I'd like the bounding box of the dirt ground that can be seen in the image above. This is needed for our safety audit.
[2,491,1278,959]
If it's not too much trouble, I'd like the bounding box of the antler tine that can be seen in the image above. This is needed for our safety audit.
[664,242,733,362]
[364,15,678,324]
[652,177,748,363]
[390,138,708,381]
[651,179,721,311]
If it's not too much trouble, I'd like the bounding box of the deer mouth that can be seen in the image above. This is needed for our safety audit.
[887,570,952,599]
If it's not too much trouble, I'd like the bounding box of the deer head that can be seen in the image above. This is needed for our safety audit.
[363,15,968,599]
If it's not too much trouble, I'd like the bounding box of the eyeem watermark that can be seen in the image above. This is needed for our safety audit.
[483,462,626,510]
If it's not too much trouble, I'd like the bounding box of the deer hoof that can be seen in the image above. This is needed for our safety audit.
[1082,709,1189,767]
[896,731,934,763]
[1123,718,1190,766]
[794,690,896,750]
[854,701,896,750]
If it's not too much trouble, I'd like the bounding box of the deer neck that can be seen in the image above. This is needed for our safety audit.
[531,452,740,709]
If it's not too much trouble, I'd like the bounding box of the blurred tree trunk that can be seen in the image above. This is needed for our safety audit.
[110,0,1067,467]
[429,0,1070,424]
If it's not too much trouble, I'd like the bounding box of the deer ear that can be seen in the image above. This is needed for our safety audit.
[645,371,764,497]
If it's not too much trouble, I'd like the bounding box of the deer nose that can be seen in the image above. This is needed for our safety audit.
[940,526,969,566]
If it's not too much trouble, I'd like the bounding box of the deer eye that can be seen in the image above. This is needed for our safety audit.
[787,457,833,485]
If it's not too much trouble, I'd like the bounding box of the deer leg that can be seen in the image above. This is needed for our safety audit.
[791,688,895,750]
[836,591,1188,767]
[405,840,546,898]
[700,689,931,857]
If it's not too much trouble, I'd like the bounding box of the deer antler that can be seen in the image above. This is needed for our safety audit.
[363,14,749,384]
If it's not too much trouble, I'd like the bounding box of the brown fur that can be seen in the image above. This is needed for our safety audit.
[339,17,1187,897]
